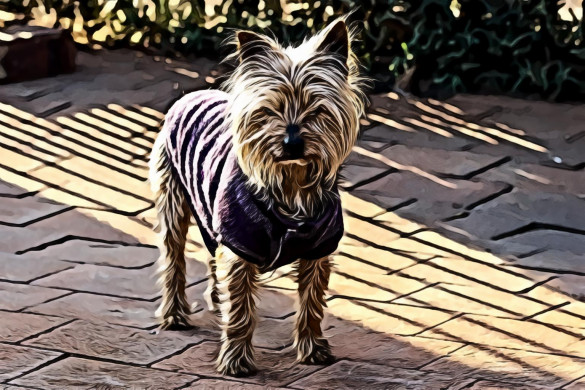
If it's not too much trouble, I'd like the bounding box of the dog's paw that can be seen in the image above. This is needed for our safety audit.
[217,356,257,377]
[296,339,335,365]
[154,315,192,333]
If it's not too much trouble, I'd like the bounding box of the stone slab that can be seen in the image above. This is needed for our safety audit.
[0,282,68,311]
[28,292,159,329]
[0,344,62,382]
[0,311,67,342]
[289,360,460,389]
[153,341,322,387]
[12,356,195,389]
[23,320,204,365]
[33,262,207,300]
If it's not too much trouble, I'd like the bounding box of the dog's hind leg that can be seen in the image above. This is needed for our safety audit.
[294,257,335,364]
[150,134,191,330]
[204,257,220,311]
[215,245,259,377]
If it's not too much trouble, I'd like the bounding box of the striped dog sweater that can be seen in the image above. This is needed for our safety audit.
[164,90,344,272]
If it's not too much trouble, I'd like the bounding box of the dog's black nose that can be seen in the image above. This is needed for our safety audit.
[283,124,304,159]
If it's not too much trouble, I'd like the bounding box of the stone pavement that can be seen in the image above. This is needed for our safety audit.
[0,48,585,389]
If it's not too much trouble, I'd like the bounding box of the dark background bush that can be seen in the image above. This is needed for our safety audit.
[2,0,584,100]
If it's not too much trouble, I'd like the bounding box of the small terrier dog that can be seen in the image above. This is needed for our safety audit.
[149,18,366,377]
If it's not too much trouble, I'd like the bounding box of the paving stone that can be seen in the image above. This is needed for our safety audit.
[410,231,510,265]
[34,186,106,209]
[24,320,204,364]
[29,165,150,214]
[328,265,427,302]
[423,344,585,387]
[336,238,419,270]
[288,360,460,389]
[0,344,62,382]
[0,252,72,283]
[327,298,454,336]
[24,95,71,117]
[534,306,585,332]
[339,190,387,218]
[0,196,69,226]
[186,281,296,320]
[0,178,40,197]
[398,262,485,290]
[0,282,68,311]
[427,256,538,292]
[0,145,46,173]
[353,169,510,227]
[339,163,392,190]
[153,341,322,387]
[362,122,473,151]
[464,380,550,389]
[253,317,295,350]
[520,282,571,306]
[325,317,463,367]
[12,356,195,389]
[78,208,157,245]
[478,162,585,197]
[544,275,585,303]
[256,287,296,319]
[27,239,158,268]
[0,312,67,342]
[445,189,585,242]
[0,208,141,254]
[565,376,585,389]
[492,232,585,268]
[347,188,416,212]
[183,379,286,389]
[28,292,159,329]
[33,262,207,300]
[468,97,585,167]
[380,145,507,179]
[383,237,459,260]
[420,314,585,357]
[373,211,426,234]
[344,214,401,247]
[395,282,549,318]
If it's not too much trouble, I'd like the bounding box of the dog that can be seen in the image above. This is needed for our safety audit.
[149,18,366,377]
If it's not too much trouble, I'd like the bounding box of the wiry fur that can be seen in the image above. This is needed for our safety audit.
[294,257,334,364]
[150,18,366,377]
[223,17,367,217]
[215,245,259,376]
[150,131,191,329]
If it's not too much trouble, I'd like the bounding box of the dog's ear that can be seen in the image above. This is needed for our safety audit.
[317,20,349,61]
[236,31,272,62]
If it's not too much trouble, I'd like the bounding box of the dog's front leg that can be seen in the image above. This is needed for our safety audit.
[294,257,335,364]
[216,245,259,376]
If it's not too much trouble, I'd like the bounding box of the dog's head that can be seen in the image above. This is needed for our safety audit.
[223,18,366,217]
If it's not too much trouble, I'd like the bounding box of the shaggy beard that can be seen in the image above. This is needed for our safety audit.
[240,150,337,219]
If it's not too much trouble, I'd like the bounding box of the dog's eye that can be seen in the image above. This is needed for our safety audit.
[263,108,277,116]
[308,106,326,119]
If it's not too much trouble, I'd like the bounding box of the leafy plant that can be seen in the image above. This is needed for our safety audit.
[1,0,584,100]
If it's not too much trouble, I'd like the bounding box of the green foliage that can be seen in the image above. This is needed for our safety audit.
[391,0,585,100]
[2,0,584,100]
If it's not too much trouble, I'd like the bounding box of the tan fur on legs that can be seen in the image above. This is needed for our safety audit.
[204,257,220,311]
[150,134,191,330]
[294,257,334,364]
[215,245,259,377]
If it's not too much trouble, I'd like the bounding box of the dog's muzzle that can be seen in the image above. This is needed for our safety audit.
[282,124,304,160]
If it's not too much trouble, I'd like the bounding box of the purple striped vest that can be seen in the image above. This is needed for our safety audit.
[164,90,344,272]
